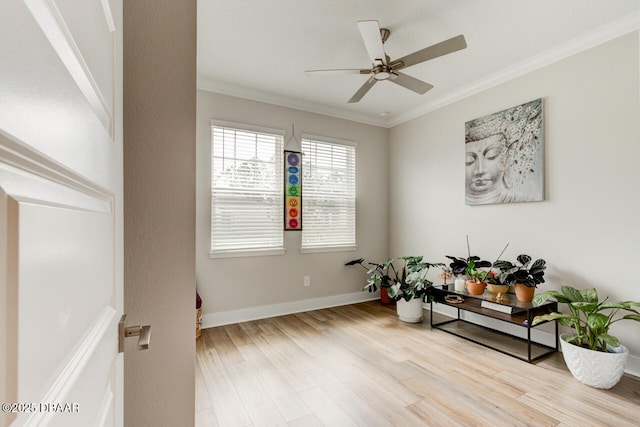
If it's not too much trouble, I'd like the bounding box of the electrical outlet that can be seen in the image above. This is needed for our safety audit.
[304,275,310,287]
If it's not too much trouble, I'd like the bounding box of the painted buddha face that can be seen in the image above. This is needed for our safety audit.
[465,134,507,203]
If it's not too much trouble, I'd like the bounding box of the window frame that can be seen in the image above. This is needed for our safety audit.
[300,133,357,253]
[209,119,286,258]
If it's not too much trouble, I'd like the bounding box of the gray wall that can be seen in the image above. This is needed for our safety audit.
[389,32,640,370]
[124,1,196,426]
[196,92,389,322]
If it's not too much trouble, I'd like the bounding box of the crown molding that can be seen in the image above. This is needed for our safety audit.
[389,11,640,127]
[198,12,639,129]
[197,78,389,127]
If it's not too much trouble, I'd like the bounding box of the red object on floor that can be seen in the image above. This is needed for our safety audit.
[380,287,394,304]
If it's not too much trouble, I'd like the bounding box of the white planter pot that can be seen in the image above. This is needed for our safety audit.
[396,298,424,323]
[560,333,629,389]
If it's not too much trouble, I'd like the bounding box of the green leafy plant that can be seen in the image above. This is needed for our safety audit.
[463,258,491,283]
[346,256,442,302]
[446,238,508,284]
[492,254,546,287]
[485,268,507,285]
[532,285,640,351]
[345,257,395,293]
[445,255,491,277]
[387,256,443,302]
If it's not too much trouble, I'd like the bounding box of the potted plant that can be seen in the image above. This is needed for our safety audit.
[492,254,546,302]
[345,257,395,303]
[445,255,491,295]
[465,258,494,295]
[347,256,442,322]
[533,285,640,389]
[445,255,491,276]
[387,256,443,322]
[484,269,511,301]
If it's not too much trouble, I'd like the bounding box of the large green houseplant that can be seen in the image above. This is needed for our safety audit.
[346,256,442,322]
[533,285,640,388]
[385,256,443,303]
[387,256,443,323]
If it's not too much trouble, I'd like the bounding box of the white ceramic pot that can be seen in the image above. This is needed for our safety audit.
[396,298,424,323]
[560,333,629,389]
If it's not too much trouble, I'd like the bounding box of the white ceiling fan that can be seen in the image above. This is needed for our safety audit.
[306,20,467,103]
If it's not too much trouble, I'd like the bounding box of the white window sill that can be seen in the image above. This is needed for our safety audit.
[300,245,358,254]
[209,248,286,259]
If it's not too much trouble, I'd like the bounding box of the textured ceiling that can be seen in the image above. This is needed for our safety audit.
[197,0,640,127]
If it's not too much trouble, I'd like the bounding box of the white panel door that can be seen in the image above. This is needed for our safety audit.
[0,0,123,426]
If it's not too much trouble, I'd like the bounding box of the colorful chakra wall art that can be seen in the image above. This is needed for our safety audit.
[284,151,302,230]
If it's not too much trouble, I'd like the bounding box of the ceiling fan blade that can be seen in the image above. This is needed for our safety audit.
[391,34,467,70]
[305,69,370,76]
[390,72,433,94]
[348,76,376,103]
[357,20,387,65]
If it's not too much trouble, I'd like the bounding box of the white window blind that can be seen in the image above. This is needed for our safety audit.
[210,121,284,256]
[301,134,356,251]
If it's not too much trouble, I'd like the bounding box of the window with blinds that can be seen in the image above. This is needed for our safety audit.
[210,120,284,257]
[301,134,356,251]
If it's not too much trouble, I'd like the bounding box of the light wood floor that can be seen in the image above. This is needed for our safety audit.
[195,301,640,427]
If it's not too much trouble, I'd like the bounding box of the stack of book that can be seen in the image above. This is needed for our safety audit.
[480,300,522,314]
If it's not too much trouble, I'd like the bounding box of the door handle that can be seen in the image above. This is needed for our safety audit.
[118,314,151,353]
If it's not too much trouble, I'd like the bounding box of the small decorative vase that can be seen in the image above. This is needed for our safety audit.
[514,283,535,302]
[466,280,486,295]
[560,333,629,389]
[396,298,424,323]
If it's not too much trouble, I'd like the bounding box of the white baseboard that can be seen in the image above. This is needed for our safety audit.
[624,354,640,378]
[201,291,379,328]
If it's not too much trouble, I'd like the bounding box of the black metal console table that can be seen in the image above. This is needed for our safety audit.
[430,285,558,363]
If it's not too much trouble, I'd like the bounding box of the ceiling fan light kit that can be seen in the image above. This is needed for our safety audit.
[372,64,391,80]
[307,20,467,103]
